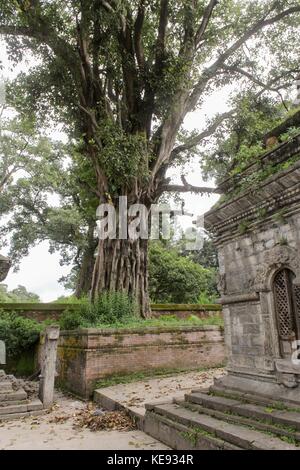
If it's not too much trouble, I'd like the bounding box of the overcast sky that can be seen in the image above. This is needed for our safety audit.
[0,40,230,301]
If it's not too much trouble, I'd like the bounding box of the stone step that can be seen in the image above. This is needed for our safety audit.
[0,403,28,415]
[144,402,298,450]
[186,391,300,432]
[209,384,300,411]
[178,399,300,444]
[0,399,43,419]
[0,382,13,392]
[0,399,30,407]
[0,390,28,402]
[144,407,242,450]
[0,409,45,422]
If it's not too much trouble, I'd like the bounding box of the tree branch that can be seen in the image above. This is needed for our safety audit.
[134,0,146,69]
[160,175,219,195]
[170,110,234,159]
[155,0,168,70]
[187,4,300,112]
[221,65,294,94]
[195,0,219,47]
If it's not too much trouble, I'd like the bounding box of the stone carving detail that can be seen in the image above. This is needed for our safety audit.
[253,245,300,292]
[0,255,11,282]
[217,273,227,295]
[276,371,298,389]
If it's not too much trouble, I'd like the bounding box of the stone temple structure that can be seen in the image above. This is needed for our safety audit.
[205,113,300,400]
[144,113,300,449]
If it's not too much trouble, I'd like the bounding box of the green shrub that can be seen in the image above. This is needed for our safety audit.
[59,309,87,330]
[59,291,138,330]
[91,291,138,324]
[149,242,218,303]
[0,310,42,357]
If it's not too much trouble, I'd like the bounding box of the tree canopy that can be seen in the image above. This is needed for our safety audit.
[0,283,40,302]
[1,0,299,314]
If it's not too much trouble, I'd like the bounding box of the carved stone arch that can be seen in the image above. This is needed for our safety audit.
[253,245,300,292]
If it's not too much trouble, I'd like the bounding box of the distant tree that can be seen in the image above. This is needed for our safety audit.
[0,113,98,297]
[186,238,219,269]
[149,241,217,304]
[0,284,40,302]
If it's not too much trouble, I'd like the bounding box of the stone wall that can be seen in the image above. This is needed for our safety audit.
[57,325,225,397]
[205,133,300,389]
[0,303,221,322]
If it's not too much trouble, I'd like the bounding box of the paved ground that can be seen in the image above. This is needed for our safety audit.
[95,367,226,418]
[0,392,168,450]
[0,367,225,450]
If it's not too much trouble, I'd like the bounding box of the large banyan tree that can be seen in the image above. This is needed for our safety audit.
[0,0,299,315]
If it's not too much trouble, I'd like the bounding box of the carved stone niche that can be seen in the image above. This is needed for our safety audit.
[253,245,300,292]
[253,245,300,388]
[0,255,11,282]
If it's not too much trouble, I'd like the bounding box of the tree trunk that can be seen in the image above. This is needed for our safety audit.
[75,223,97,298]
[75,246,95,298]
[90,237,150,318]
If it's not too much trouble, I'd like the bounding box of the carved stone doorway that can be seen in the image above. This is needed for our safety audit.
[273,268,300,359]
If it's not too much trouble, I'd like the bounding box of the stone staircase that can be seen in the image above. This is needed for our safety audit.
[0,370,44,421]
[144,386,300,450]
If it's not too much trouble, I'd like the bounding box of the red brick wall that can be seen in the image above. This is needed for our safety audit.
[57,326,225,397]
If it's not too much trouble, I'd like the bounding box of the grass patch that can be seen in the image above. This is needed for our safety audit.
[180,425,216,446]
[92,314,224,330]
[61,310,223,331]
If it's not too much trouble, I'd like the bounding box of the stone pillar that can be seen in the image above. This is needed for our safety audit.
[39,326,60,408]
[0,255,10,376]
[0,340,5,365]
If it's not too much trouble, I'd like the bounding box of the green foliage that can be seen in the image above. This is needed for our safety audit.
[183,239,219,269]
[97,119,150,194]
[52,295,88,304]
[0,311,41,357]
[60,307,223,331]
[229,153,300,198]
[280,127,300,142]
[0,284,40,303]
[201,94,287,182]
[60,291,138,329]
[0,112,97,291]
[59,309,85,330]
[149,241,218,304]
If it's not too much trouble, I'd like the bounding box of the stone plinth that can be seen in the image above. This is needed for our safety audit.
[57,325,225,397]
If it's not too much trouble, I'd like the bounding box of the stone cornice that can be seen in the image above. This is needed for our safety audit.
[205,140,300,244]
[217,133,300,193]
